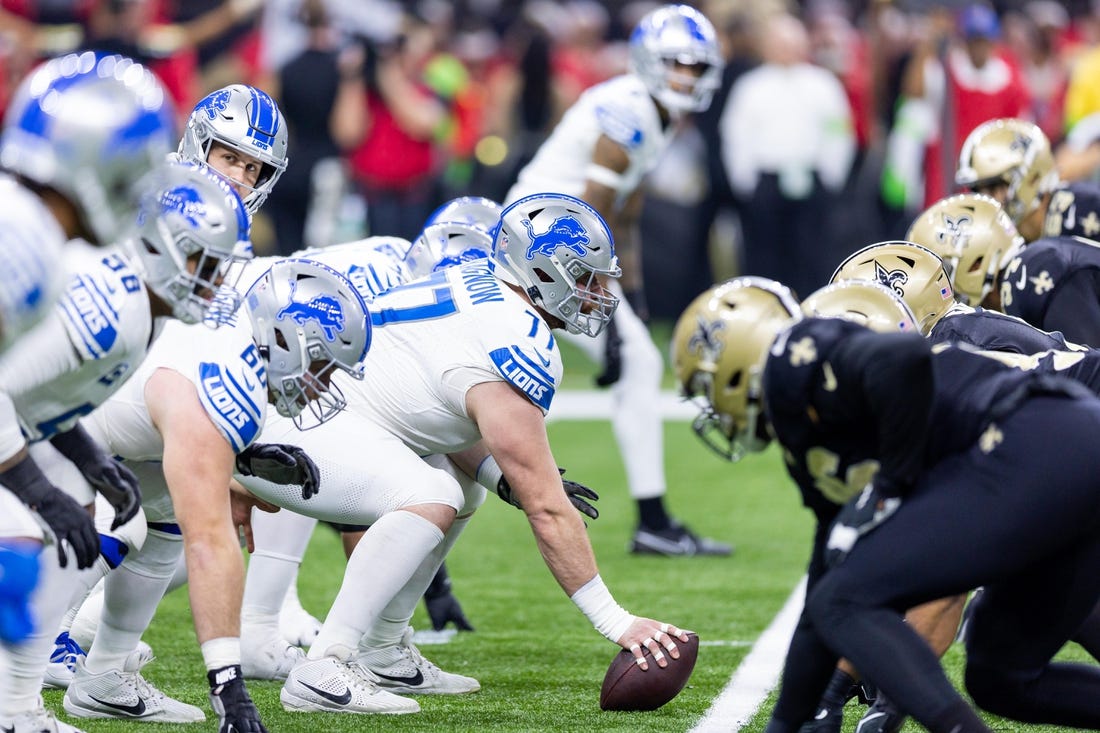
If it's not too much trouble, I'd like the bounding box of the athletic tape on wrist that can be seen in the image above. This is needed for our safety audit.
[571,574,635,642]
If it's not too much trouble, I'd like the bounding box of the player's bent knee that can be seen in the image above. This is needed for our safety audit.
[99,508,148,557]
[965,660,1037,720]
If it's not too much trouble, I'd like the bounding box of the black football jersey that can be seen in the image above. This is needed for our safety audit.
[1042,181,1100,240]
[1001,235,1100,346]
[929,303,1075,353]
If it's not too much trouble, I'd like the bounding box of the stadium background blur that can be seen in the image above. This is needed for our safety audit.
[5,0,1099,322]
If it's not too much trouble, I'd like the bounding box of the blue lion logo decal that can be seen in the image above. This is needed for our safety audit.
[434,247,488,272]
[523,216,591,260]
[195,89,232,120]
[275,280,345,341]
[873,260,909,298]
[159,185,207,228]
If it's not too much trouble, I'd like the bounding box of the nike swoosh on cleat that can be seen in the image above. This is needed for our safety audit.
[814,708,829,720]
[374,669,424,687]
[299,681,352,705]
[89,696,147,716]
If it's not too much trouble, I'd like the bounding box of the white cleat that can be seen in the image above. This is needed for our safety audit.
[281,647,420,715]
[43,632,86,690]
[358,627,479,695]
[2,698,87,732]
[242,632,305,681]
[63,655,206,723]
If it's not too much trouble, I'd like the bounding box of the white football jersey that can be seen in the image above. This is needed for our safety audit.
[85,316,268,460]
[335,260,563,456]
[505,75,671,207]
[0,242,154,448]
[0,175,67,353]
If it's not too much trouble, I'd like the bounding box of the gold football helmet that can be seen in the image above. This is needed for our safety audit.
[955,118,1058,225]
[801,280,918,334]
[671,276,801,462]
[831,241,954,336]
[906,193,1022,306]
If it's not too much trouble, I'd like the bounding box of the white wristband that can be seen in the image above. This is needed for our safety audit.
[571,574,635,643]
[475,454,503,490]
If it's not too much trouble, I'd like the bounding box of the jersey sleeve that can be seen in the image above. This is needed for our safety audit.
[484,306,561,413]
[594,100,645,151]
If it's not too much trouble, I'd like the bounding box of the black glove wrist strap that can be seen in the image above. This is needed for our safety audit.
[48,424,102,473]
[0,454,56,508]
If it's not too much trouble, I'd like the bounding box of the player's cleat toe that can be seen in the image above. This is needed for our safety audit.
[281,650,420,714]
[3,698,87,733]
[43,632,86,690]
[357,628,479,694]
[855,693,906,733]
[63,656,205,722]
[242,632,305,680]
[629,522,733,557]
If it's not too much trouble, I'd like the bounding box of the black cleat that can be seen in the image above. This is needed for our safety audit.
[855,693,906,733]
[629,523,732,556]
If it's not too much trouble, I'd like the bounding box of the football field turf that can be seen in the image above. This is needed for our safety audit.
[42,329,1091,732]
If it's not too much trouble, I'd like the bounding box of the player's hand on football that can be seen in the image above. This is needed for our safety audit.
[826,484,902,567]
[235,443,320,500]
[35,488,100,569]
[618,618,691,671]
[559,468,599,520]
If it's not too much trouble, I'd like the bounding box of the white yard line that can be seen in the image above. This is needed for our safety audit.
[689,576,808,732]
[547,390,696,421]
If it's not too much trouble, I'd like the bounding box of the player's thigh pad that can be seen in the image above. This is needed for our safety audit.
[421,453,487,515]
[0,487,44,540]
[240,412,466,524]
[29,439,94,505]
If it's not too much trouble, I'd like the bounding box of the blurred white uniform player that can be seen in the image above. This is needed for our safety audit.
[505,4,730,555]
[231,194,693,716]
[0,52,176,733]
[62,260,370,733]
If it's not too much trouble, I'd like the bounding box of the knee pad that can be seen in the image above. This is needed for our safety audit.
[124,526,184,579]
[95,508,148,566]
[420,454,484,516]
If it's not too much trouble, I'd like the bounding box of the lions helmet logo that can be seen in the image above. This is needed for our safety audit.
[195,89,232,121]
[522,216,591,260]
[434,246,488,272]
[275,279,345,341]
[158,185,210,229]
[873,259,909,298]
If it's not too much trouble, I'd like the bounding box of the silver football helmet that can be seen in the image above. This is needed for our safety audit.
[493,193,621,337]
[405,221,494,279]
[124,160,252,326]
[672,276,801,462]
[801,280,919,334]
[178,84,288,217]
[245,258,371,428]
[0,51,175,246]
[425,196,504,233]
[629,4,723,114]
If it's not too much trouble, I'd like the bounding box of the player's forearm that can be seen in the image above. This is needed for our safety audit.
[527,508,599,596]
[184,523,245,643]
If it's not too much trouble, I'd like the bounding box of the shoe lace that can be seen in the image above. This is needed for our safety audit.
[398,629,437,673]
[343,660,384,692]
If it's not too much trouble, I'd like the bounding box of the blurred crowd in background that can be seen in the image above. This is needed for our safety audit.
[4,0,1100,318]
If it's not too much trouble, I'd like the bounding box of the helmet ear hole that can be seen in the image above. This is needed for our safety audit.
[533,267,556,284]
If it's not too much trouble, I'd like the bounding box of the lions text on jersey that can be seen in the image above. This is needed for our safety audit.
[0,242,154,452]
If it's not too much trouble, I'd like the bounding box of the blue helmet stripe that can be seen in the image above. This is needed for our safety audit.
[682,13,707,42]
[247,88,278,148]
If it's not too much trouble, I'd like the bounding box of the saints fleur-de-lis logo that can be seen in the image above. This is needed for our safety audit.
[687,316,724,362]
[1030,271,1054,295]
[940,212,973,249]
[979,423,1003,454]
[873,260,909,298]
[788,336,817,367]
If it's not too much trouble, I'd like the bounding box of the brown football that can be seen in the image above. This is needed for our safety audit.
[599,632,699,711]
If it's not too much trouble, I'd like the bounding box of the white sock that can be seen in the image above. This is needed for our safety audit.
[85,530,181,673]
[308,510,443,660]
[0,551,78,715]
[68,577,105,650]
[361,513,472,650]
[243,509,316,625]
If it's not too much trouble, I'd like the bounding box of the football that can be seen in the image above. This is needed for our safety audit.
[599,632,699,711]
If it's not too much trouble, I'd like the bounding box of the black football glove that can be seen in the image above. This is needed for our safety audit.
[825,484,901,567]
[235,443,320,501]
[0,455,99,569]
[423,564,474,632]
[50,424,141,529]
[208,665,267,733]
[495,468,599,520]
[594,316,622,388]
